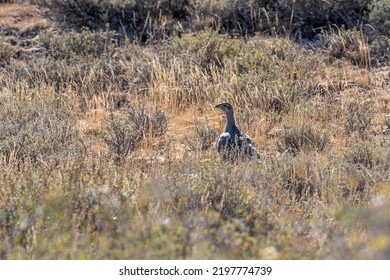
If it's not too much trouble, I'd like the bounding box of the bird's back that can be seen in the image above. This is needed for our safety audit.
[217,127,260,162]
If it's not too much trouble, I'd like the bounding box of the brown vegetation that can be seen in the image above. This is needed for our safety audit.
[0,1,390,259]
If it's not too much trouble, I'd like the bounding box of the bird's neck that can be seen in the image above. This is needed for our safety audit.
[225,111,237,132]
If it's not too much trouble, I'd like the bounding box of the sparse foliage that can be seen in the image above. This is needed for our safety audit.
[102,113,140,163]
[0,101,81,168]
[344,141,378,169]
[0,39,15,66]
[345,101,374,136]
[369,0,390,36]
[128,106,168,138]
[276,124,331,155]
[40,29,117,60]
[181,120,218,151]
[102,106,168,163]
[320,27,370,67]
[1,0,390,260]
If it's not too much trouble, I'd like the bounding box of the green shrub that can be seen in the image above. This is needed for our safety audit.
[167,161,269,235]
[13,31,155,109]
[181,120,218,151]
[174,29,243,69]
[0,39,15,66]
[40,29,117,60]
[280,158,317,201]
[276,123,330,155]
[39,0,193,42]
[102,113,140,163]
[0,103,81,168]
[127,106,168,138]
[369,0,390,36]
[43,0,112,30]
[102,106,168,163]
[370,36,390,67]
[40,0,372,41]
[8,57,125,110]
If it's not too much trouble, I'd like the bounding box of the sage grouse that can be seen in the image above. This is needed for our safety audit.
[215,102,261,162]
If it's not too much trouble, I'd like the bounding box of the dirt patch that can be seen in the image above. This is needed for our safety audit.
[0,3,50,35]
[0,3,53,61]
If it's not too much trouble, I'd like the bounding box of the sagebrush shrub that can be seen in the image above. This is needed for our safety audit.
[0,39,15,66]
[2,2,390,260]
[369,0,390,35]
[181,120,218,151]
[102,113,140,164]
[276,123,330,155]
[174,29,243,69]
[343,141,379,169]
[0,105,81,167]
[38,0,373,41]
[40,29,117,60]
[45,0,111,30]
[102,106,168,163]
[128,106,168,138]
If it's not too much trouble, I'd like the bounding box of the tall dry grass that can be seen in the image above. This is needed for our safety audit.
[0,8,390,259]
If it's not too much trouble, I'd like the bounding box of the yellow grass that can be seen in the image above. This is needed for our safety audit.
[0,3,48,32]
[1,3,390,260]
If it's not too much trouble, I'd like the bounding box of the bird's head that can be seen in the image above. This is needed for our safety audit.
[215,102,233,114]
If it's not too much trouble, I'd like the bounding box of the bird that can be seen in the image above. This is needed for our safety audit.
[215,102,261,162]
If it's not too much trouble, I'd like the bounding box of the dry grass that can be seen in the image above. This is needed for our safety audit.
[0,3,48,32]
[0,3,390,260]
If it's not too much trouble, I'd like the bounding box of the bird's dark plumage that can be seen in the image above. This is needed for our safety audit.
[215,102,261,162]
